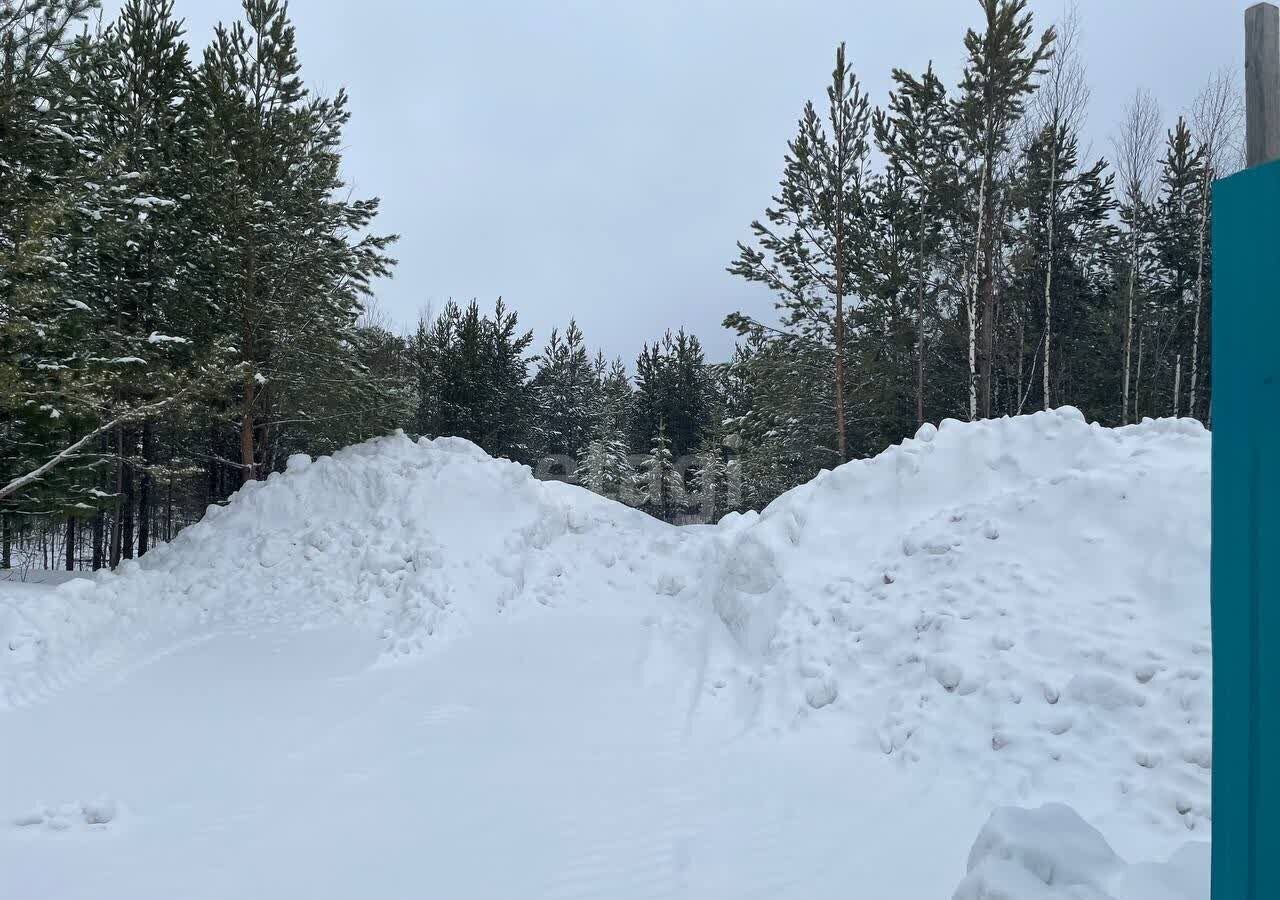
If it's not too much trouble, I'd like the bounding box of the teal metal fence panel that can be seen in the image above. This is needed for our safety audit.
[1212,158,1280,900]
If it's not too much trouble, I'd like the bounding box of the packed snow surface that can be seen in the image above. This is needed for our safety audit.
[0,409,1211,898]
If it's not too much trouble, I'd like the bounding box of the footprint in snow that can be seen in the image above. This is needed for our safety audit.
[12,799,120,832]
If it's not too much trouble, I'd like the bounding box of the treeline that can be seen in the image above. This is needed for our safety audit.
[725,2,1239,496]
[409,302,726,522]
[1,0,1243,573]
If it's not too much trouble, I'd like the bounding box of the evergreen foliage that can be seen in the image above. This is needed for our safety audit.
[0,0,1241,570]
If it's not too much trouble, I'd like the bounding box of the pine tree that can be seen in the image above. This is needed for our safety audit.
[194,0,394,482]
[1,0,113,529]
[728,43,874,462]
[954,0,1054,419]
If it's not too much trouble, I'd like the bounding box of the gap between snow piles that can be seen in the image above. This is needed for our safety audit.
[0,408,1212,894]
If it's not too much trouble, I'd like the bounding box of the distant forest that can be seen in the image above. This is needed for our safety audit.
[1,0,1240,572]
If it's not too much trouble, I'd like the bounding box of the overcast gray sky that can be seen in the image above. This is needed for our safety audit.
[107,0,1241,363]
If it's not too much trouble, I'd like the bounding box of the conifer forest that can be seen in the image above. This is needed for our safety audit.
[1,0,1242,571]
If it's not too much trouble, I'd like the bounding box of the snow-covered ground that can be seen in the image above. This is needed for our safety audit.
[0,410,1211,898]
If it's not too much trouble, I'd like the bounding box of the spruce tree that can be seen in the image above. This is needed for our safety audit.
[1150,118,1206,418]
[532,320,597,461]
[577,432,635,505]
[412,299,535,462]
[690,437,727,523]
[872,62,957,426]
[639,420,682,522]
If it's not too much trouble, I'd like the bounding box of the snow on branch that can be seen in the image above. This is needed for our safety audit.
[0,394,186,502]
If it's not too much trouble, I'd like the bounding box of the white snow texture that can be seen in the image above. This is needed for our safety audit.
[0,408,1212,898]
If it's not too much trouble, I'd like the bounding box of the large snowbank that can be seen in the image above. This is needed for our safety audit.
[696,408,1210,838]
[1,409,1212,852]
[0,433,693,708]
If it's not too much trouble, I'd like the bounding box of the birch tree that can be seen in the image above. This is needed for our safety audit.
[1187,69,1244,422]
[1030,5,1089,410]
[1111,89,1161,424]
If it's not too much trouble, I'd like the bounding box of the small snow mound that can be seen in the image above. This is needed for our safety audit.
[953,804,1208,900]
[958,804,1120,896]
[1065,673,1146,710]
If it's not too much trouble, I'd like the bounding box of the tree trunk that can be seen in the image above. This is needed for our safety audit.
[121,428,135,561]
[915,202,928,426]
[1,513,10,570]
[1122,229,1139,424]
[241,372,256,483]
[1134,328,1145,422]
[1043,140,1058,411]
[1016,312,1025,413]
[64,516,75,571]
[1190,167,1210,422]
[834,289,844,460]
[980,249,995,419]
[137,421,152,556]
[833,161,848,462]
[93,432,106,570]
[1174,353,1183,417]
[968,161,988,421]
[110,427,124,568]
[92,508,104,571]
[240,228,259,483]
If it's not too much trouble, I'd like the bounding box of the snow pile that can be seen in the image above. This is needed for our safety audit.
[1,409,1213,848]
[697,408,1211,836]
[953,803,1208,900]
[0,433,691,708]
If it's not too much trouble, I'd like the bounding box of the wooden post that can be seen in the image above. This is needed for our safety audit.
[1247,3,1280,167]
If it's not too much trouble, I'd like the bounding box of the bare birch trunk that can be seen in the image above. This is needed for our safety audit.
[1174,353,1183,417]
[1189,174,1209,422]
[968,162,988,422]
[1122,230,1138,424]
[1043,143,1057,411]
[1134,328,1145,422]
